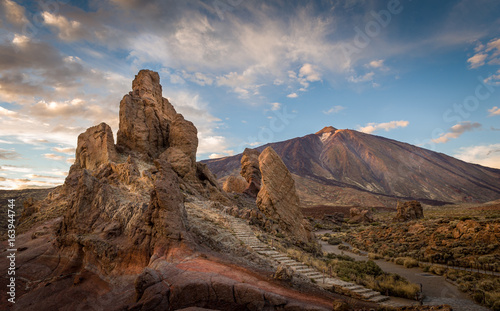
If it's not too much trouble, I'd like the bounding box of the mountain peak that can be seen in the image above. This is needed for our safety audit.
[315,126,337,135]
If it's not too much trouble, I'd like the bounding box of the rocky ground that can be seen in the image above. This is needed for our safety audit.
[324,202,500,310]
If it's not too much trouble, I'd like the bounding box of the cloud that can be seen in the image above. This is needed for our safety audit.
[0,149,21,160]
[270,102,281,111]
[358,120,409,134]
[52,147,76,155]
[0,165,31,173]
[166,90,234,159]
[286,93,298,98]
[43,153,65,161]
[42,12,89,42]
[454,143,500,169]
[467,53,488,68]
[323,105,345,115]
[348,72,374,83]
[484,69,500,86]
[468,37,500,69]
[1,0,28,27]
[367,59,386,69]
[299,63,321,82]
[488,106,500,116]
[432,121,481,144]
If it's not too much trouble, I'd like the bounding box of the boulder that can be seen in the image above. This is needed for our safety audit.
[75,122,117,171]
[349,208,373,223]
[394,200,424,222]
[222,176,248,193]
[256,147,312,243]
[240,148,261,196]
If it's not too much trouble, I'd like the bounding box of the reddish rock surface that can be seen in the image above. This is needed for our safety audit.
[240,148,262,197]
[256,147,312,243]
[394,200,424,222]
[223,175,248,193]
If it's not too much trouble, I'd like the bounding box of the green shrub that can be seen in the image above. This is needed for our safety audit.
[338,244,349,251]
[328,237,342,245]
[403,258,419,268]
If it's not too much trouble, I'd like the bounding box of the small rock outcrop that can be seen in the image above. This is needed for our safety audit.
[116,70,172,159]
[349,208,374,223]
[240,148,262,196]
[75,122,117,171]
[222,175,248,193]
[256,147,312,243]
[394,200,424,222]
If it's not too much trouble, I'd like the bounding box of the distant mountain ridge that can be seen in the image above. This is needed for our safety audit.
[203,126,500,207]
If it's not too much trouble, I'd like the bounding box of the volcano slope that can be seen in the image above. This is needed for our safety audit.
[204,126,500,207]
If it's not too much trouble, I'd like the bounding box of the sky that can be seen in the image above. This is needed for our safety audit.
[0,0,499,190]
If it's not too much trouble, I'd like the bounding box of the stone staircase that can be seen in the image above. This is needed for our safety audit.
[227,217,390,303]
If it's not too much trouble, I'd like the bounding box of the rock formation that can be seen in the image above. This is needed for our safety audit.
[240,148,262,196]
[256,147,312,243]
[222,175,248,193]
[394,200,424,222]
[3,70,340,311]
[349,208,374,223]
[75,122,117,171]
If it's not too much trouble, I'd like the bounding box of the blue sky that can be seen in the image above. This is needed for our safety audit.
[0,0,499,189]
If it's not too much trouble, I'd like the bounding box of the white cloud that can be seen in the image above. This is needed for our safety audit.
[299,63,321,82]
[42,12,89,42]
[348,72,374,83]
[52,147,76,155]
[367,59,385,69]
[0,165,31,173]
[454,143,500,169]
[468,38,500,69]
[287,92,298,98]
[270,102,281,111]
[44,153,65,161]
[483,69,500,86]
[488,106,500,116]
[323,105,345,115]
[358,120,409,134]
[467,53,487,68]
[432,121,481,144]
[166,90,234,159]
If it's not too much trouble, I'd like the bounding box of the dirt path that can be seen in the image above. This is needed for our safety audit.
[317,235,491,311]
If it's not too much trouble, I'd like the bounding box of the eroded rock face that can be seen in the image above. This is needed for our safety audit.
[117,70,173,159]
[349,208,374,223]
[394,200,424,222]
[222,176,248,193]
[75,122,117,171]
[240,148,262,196]
[256,147,312,243]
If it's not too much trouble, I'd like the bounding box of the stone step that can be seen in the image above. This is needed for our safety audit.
[359,291,381,299]
[297,269,317,274]
[290,265,309,271]
[368,295,390,303]
[351,288,373,294]
[343,285,364,291]
[271,256,290,261]
[310,275,328,281]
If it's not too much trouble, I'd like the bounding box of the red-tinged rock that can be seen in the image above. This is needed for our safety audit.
[256,147,312,243]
